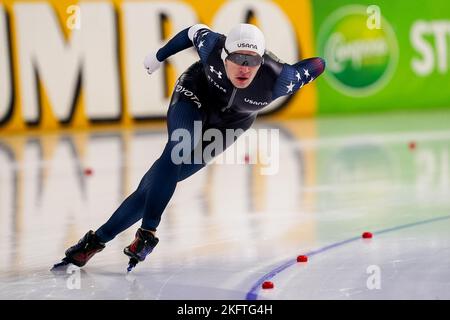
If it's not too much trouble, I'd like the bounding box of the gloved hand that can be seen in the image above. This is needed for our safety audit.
[143,51,163,75]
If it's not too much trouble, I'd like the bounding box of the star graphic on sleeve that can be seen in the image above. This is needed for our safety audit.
[198,40,204,49]
[303,68,310,78]
[201,32,209,38]
[286,81,295,93]
[295,71,301,82]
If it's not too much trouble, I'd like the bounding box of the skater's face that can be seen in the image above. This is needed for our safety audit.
[224,50,262,89]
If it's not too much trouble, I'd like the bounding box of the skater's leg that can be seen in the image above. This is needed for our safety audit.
[140,105,203,229]
[123,114,255,270]
[95,191,145,243]
[95,100,203,242]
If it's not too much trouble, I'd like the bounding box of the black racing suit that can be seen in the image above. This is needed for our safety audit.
[95,26,326,239]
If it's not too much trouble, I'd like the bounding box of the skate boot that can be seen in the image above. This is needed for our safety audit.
[52,230,105,270]
[124,228,159,272]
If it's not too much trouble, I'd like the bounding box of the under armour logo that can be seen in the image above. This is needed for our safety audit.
[209,65,222,79]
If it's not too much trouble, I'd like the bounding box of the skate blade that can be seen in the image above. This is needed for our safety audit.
[51,259,71,272]
[127,258,139,273]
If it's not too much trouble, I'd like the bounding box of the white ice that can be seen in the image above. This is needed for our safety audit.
[1,110,450,299]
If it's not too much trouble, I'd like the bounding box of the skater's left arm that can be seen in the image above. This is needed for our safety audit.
[143,24,220,75]
[143,27,193,75]
[272,57,326,100]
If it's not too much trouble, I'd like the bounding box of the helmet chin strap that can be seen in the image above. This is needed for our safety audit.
[221,48,230,80]
[221,48,228,63]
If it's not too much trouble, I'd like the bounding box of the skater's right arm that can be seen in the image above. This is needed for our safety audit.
[144,24,220,75]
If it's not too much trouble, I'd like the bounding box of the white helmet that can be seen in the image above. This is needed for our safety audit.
[221,24,265,60]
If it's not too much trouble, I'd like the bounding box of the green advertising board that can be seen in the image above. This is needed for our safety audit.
[313,0,450,114]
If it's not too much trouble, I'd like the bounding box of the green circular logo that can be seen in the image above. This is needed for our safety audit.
[318,5,399,96]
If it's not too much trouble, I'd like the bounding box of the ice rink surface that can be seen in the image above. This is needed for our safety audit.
[1,110,450,299]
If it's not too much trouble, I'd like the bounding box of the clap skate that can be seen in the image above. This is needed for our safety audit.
[123,228,159,272]
[51,230,105,270]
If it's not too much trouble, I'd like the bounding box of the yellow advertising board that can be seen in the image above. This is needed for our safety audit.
[0,0,318,133]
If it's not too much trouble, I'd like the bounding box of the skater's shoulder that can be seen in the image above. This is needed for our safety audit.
[260,50,284,80]
[191,27,222,62]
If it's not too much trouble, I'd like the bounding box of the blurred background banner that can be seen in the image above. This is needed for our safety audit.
[1,1,450,300]
[0,0,449,133]
[313,0,450,114]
